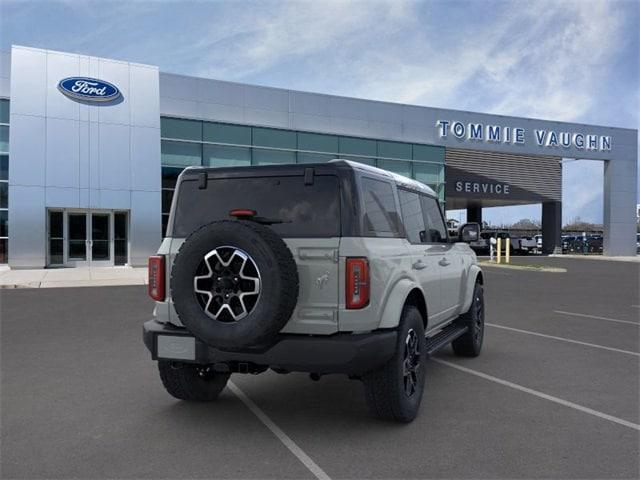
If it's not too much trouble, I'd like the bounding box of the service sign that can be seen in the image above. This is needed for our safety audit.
[58,77,121,102]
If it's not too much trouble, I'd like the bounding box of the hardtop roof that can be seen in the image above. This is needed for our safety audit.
[179,159,437,198]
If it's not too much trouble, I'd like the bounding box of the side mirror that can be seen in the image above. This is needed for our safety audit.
[460,223,480,243]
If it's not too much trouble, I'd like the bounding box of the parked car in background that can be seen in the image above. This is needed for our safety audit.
[533,234,543,254]
[563,234,603,254]
[518,236,537,254]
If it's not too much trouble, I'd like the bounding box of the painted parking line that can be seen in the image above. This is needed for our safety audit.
[486,323,640,357]
[228,381,331,480]
[554,310,639,326]
[433,359,640,432]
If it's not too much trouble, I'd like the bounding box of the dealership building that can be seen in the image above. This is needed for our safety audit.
[0,45,637,268]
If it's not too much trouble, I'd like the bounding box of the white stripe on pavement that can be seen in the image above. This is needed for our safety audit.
[486,323,640,357]
[433,359,640,432]
[554,310,639,326]
[228,381,331,480]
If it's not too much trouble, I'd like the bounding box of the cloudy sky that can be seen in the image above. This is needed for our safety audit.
[1,0,638,225]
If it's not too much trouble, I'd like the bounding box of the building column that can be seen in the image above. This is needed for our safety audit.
[542,201,562,254]
[603,154,637,256]
[467,205,482,224]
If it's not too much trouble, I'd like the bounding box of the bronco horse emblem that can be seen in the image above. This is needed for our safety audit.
[315,272,330,289]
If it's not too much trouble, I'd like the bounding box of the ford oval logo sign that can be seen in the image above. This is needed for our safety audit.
[58,77,121,102]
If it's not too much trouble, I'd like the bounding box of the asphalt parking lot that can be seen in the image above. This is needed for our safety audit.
[1,257,639,479]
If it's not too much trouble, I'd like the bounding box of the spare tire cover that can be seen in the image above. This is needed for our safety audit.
[171,220,299,350]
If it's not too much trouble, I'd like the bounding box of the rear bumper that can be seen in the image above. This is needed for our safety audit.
[143,319,397,375]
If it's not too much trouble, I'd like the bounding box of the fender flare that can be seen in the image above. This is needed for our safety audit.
[378,278,426,329]
[460,264,483,314]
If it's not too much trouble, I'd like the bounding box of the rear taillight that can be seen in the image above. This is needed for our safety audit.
[148,255,165,301]
[346,257,369,309]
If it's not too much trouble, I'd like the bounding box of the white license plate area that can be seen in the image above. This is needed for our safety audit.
[157,335,196,360]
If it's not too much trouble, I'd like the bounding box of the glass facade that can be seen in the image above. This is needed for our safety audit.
[160,116,446,237]
[0,99,8,263]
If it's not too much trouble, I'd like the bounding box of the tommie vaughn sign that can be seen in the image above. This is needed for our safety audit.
[436,120,612,152]
[58,77,121,102]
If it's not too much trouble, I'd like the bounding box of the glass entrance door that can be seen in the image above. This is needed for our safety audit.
[90,213,111,265]
[47,210,129,267]
[67,213,88,266]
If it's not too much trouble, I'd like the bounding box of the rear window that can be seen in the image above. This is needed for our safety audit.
[172,175,340,238]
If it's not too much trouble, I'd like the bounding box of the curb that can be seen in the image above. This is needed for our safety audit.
[0,279,147,289]
[480,262,567,273]
[549,254,639,263]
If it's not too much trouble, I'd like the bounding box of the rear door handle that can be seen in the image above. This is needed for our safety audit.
[438,258,450,267]
[412,260,427,270]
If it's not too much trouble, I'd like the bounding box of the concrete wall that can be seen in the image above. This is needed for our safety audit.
[8,46,161,267]
[603,144,638,255]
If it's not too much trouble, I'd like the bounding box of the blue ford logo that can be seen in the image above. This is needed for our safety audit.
[58,77,121,102]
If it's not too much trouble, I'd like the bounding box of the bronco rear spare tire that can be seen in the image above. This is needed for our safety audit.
[171,220,299,350]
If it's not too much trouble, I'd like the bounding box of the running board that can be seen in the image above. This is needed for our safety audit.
[425,324,468,356]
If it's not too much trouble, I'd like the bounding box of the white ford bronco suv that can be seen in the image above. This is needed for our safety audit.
[143,160,484,422]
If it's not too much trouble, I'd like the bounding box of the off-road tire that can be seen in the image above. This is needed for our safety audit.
[362,305,426,422]
[158,361,230,401]
[452,282,484,357]
[171,220,299,350]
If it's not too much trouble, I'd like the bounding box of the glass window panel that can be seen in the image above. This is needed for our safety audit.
[91,214,109,242]
[398,189,426,244]
[69,214,86,240]
[252,148,296,165]
[161,214,169,237]
[0,126,8,154]
[114,240,127,265]
[378,140,411,160]
[297,132,338,153]
[49,239,63,265]
[114,212,128,264]
[421,195,448,243]
[204,144,251,167]
[361,177,401,237]
[161,140,201,167]
[203,122,251,145]
[0,238,8,263]
[377,159,411,178]
[160,117,202,141]
[68,240,86,259]
[0,182,7,208]
[162,189,174,214]
[413,144,445,163]
[0,99,9,124]
[49,211,63,238]
[252,127,296,149]
[0,210,7,237]
[92,240,110,260]
[0,155,7,180]
[413,162,442,185]
[162,166,183,188]
[339,137,376,157]
[438,184,445,202]
[297,152,334,164]
[114,212,127,240]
